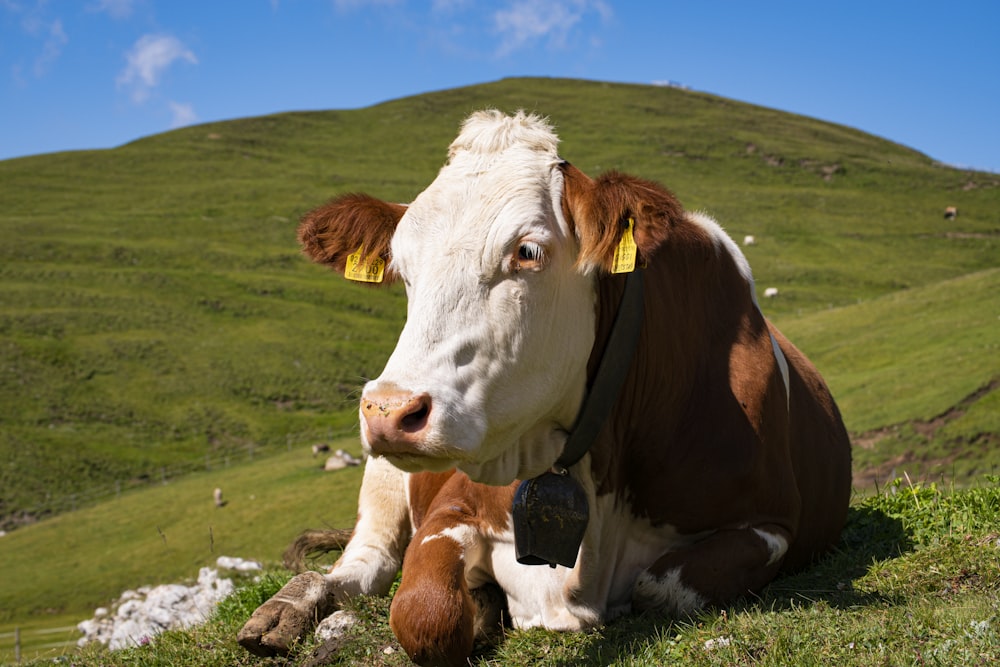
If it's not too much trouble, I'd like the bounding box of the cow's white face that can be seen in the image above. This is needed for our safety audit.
[359,113,596,485]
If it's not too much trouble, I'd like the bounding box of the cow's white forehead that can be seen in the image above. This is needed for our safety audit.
[392,111,567,280]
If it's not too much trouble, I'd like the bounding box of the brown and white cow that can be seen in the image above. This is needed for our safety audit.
[239,111,851,665]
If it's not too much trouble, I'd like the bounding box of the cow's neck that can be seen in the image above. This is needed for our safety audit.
[585,213,764,514]
[511,268,644,568]
[558,268,645,470]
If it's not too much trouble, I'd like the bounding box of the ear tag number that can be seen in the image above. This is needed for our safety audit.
[611,217,637,274]
[345,246,385,283]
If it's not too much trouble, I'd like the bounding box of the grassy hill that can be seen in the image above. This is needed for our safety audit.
[3,78,997,529]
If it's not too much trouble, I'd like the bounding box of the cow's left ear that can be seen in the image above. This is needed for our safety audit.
[560,163,684,274]
[297,193,406,284]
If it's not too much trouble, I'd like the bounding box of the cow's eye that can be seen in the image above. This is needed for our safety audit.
[507,240,546,274]
[518,242,542,262]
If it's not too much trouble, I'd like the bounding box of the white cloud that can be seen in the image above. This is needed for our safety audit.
[117,34,197,103]
[33,18,67,76]
[89,0,135,19]
[493,0,611,56]
[4,2,69,78]
[169,101,198,128]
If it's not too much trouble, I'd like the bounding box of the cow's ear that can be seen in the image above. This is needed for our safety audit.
[561,164,683,274]
[297,193,406,284]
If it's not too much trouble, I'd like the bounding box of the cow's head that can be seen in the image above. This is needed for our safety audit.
[299,111,682,485]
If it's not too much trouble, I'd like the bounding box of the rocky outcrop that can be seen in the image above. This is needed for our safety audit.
[77,556,261,649]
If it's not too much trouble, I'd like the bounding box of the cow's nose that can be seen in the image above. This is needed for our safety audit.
[360,388,432,453]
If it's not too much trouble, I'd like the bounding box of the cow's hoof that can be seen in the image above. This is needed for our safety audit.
[470,583,508,646]
[237,571,331,657]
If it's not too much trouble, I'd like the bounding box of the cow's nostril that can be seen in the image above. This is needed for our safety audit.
[400,398,430,433]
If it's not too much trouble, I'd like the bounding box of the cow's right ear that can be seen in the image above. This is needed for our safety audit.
[297,193,406,284]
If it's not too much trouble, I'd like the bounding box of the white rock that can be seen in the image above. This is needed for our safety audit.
[324,455,348,471]
[315,610,359,642]
[77,564,238,650]
[109,618,148,649]
[216,555,262,572]
[704,636,732,651]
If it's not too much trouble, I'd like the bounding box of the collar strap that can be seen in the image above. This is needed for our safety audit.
[555,268,645,470]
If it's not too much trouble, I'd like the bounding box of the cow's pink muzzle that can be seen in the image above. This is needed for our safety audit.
[360,386,433,457]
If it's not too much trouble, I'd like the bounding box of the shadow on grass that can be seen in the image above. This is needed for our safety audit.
[505,505,915,666]
[756,504,914,609]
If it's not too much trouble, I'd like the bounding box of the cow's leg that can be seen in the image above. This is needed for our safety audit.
[632,524,791,616]
[390,527,476,667]
[389,486,510,667]
[238,456,411,657]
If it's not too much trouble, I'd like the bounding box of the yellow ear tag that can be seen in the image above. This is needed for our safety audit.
[344,246,385,283]
[611,218,637,274]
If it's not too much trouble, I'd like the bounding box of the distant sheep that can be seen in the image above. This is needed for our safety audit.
[944,206,957,220]
[764,287,779,298]
[743,235,756,246]
[213,487,226,508]
[311,443,331,458]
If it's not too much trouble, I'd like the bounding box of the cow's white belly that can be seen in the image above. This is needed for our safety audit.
[471,497,706,631]
[484,529,598,631]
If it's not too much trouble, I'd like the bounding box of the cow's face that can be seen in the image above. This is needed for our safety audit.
[298,111,681,485]
[365,114,596,485]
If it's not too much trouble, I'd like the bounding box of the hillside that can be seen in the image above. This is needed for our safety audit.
[2,77,998,529]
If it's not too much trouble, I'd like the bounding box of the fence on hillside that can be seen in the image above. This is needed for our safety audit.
[0,625,79,664]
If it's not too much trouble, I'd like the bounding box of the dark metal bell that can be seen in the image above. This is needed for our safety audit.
[512,470,589,568]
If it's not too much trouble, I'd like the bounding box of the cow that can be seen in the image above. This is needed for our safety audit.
[238,110,852,665]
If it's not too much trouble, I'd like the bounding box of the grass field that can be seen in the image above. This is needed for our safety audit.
[1,77,998,664]
[17,476,1000,666]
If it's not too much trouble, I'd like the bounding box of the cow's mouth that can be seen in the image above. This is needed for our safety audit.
[375,451,459,474]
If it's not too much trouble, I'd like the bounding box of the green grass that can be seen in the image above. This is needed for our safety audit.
[23,476,999,666]
[777,268,1000,428]
[775,268,1000,486]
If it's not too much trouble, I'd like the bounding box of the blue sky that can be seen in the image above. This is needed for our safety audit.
[2,0,998,171]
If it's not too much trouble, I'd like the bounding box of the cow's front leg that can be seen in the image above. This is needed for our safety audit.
[632,524,791,616]
[390,486,510,667]
[238,457,411,657]
[390,529,477,667]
